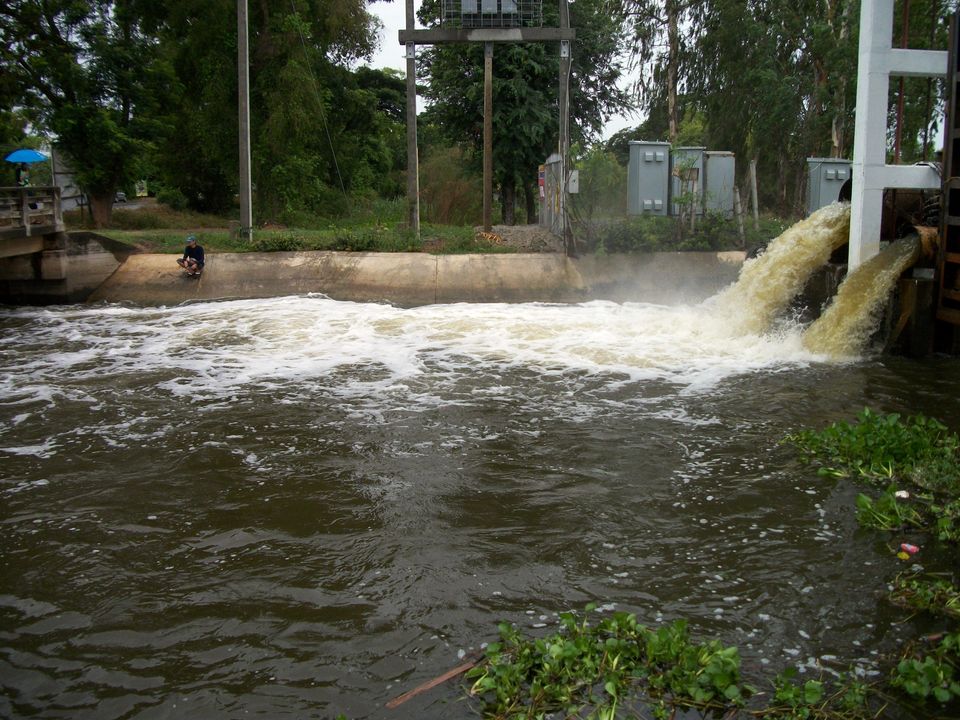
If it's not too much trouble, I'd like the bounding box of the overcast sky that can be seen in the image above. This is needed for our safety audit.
[362,0,640,142]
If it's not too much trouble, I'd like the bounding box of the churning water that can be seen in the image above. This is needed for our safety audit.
[1,214,957,719]
[804,236,922,358]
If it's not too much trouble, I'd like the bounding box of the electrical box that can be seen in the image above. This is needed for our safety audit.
[671,147,706,216]
[567,169,579,194]
[704,151,735,218]
[627,140,670,216]
[806,158,851,215]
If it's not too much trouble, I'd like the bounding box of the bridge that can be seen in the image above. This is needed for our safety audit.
[0,186,68,279]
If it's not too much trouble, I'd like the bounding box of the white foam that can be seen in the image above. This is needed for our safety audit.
[0,296,829,410]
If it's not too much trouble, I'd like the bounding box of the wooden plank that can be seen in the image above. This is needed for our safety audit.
[936,306,960,325]
[941,288,960,302]
[384,657,480,709]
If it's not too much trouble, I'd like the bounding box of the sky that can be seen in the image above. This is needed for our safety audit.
[361,0,641,142]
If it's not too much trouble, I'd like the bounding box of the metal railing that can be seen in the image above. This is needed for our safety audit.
[0,186,63,236]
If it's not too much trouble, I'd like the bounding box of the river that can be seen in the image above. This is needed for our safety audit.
[1,295,958,718]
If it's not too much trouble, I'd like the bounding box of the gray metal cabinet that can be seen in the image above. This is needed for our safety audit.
[627,141,670,216]
[806,158,851,215]
[671,146,706,216]
[704,151,735,218]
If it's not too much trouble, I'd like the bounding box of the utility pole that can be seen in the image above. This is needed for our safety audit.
[558,0,572,255]
[238,0,253,242]
[483,42,493,232]
[405,0,420,238]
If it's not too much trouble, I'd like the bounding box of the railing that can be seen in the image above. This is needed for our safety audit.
[0,186,64,236]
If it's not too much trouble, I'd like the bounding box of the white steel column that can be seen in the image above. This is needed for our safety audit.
[849,0,946,269]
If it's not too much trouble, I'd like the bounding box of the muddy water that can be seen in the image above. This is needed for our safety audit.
[1,297,958,719]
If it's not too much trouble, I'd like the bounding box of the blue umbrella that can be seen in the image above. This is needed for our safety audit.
[5,149,48,164]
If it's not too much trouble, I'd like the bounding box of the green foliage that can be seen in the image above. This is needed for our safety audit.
[465,607,750,719]
[1,0,175,224]
[571,145,627,222]
[854,487,923,531]
[155,185,189,213]
[250,233,306,252]
[418,0,630,224]
[583,213,743,254]
[891,574,960,619]
[787,409,959,486]
[772,668,825,717]
[891,633,960,704]
[419,146,483,226]
[785,408,960,537]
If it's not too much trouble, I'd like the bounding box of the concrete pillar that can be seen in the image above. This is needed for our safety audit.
[40,250,66,280]
[849,0,946,270]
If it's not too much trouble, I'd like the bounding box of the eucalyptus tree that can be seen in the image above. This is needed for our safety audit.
[0,0,173,226]
[154,0,393,220]
[622,0,699,144]
[417,0,630,224]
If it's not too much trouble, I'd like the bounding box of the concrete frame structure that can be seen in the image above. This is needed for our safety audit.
[399,1,575,245]
[849,0,947,269]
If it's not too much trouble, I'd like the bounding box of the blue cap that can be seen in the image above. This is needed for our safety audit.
[186,234,197,243]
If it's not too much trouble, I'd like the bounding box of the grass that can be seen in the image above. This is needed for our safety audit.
[90,223,511,255]
[67,197,795,256]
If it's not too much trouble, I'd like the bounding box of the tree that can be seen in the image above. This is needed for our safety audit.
[623,0,698,143]
[0,0,173,227]
[674,0,860,213]
[152,0,395,221]
[418,0,630,224]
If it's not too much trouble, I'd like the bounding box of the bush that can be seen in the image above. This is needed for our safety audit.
[155,185,189,212]
[250,233,307,252]
[571,146,627,221]
[581,213,748,255]
[419,146,483,226]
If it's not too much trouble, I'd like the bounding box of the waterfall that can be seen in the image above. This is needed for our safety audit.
[711,202,851,335]
[802,236,921,358]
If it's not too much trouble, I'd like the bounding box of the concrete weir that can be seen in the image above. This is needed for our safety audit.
[86,249,745,306]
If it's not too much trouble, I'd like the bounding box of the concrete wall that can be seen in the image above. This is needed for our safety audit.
[0,232,133,304]
[85,250,745,307]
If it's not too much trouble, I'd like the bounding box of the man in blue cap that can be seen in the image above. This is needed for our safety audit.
[176,234,205,276]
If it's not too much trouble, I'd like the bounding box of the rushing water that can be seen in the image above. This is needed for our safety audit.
[713,202,850,336]
[1,294,958,719]
[804,236,922,359]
